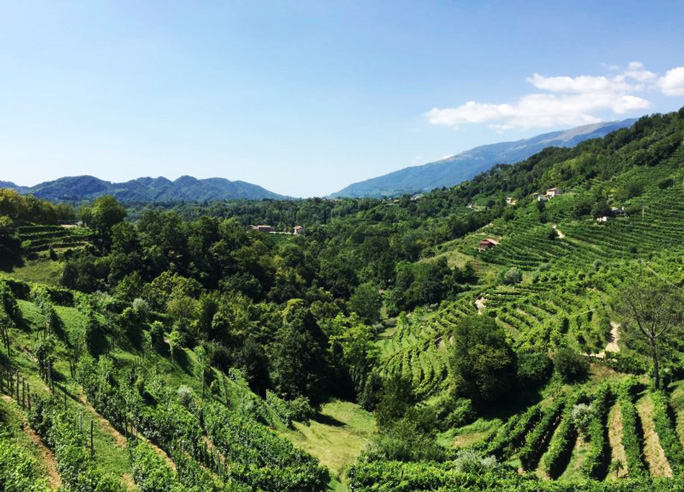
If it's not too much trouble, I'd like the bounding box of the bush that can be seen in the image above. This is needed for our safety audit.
[452,450,501,474]
[177,385,194,407]
[503,267,523,285]
[571,403,597,437]
[516,351,553,389]
[554,348,588,383]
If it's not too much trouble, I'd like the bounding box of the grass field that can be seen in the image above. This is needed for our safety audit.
[281,400,375,490]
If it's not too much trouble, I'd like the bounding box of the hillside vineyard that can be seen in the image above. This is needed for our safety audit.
[1,108,684,491]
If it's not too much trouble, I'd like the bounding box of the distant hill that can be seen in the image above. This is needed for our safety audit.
[332,119,637,198]
[1,175,288,202]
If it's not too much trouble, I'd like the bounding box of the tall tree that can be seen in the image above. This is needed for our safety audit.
[450,315,516,405]
[617,277,683,390]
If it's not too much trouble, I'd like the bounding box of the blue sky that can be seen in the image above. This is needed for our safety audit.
[1,1,683,197]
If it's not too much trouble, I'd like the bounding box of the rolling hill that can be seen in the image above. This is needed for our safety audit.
[2,175,288,203]
[332,119,636,198]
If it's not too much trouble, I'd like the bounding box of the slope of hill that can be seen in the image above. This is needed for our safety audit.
[5,175,288,203]
[1,109,684,492]
[332,119,636,198]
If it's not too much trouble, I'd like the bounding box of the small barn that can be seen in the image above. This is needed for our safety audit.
[546,187,561,198]
[251,225,274,233]
[293,225,304,235]
[479,238,499,251]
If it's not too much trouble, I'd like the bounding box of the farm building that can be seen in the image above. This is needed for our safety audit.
[479,238,499,251]
[546,187,562,198]
[250,225,274,233]
[293,225,304,235]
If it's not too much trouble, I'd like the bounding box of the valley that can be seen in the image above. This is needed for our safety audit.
[0,109,683,491]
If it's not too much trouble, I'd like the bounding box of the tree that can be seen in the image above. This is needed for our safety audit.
[451,316,516,405]
[271,300,329,405]
[348,283,382,325]
[83,195,127,248]
[374,375,415,429]
[617,277,683,390]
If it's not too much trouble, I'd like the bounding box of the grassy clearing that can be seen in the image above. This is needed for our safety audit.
[280,400,375,487]
[8,258,64,286]
[438,418,501,449]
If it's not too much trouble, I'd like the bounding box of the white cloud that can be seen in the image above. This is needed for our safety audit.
[427,62,683,131]
[659,67,684,96]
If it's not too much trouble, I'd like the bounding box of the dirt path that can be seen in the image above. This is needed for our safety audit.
[585,321,620,359]
[636,394,673,478]
[604,322,621,354]
[607,402,628,479]
[475,297,487,315]
[552,224,566,239]
[2,395,61,489]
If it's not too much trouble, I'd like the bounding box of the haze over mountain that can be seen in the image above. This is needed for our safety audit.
[332,119,637,198]
[1,175,287,203]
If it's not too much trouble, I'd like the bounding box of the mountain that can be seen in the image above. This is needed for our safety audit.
[4,175,288,202]
[332,119,637,198]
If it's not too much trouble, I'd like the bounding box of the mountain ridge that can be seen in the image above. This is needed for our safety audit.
[1,175,289,202]
[332,119,637,198]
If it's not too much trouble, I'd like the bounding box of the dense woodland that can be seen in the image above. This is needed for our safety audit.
[1,107,684,491]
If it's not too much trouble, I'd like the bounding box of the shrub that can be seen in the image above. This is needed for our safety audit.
[177,385,194,407]
[503,267,523,285]
[516,350,553,389]
[554,348,588,383]
[571,403,596,437]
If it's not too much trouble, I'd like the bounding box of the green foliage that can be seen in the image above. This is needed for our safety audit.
[580,384,611,479]
[349,282,382,324]
[617,378,647,480]
[542,397,577,479]
[553,347,588,383]
[375,375,416,429]
[516,350,553,389]
[518,397,565,471]
[651,390,684,473]
[451,316,516,404]
[0,431,52,492]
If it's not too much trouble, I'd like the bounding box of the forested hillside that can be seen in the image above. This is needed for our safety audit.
[0,108,683,491]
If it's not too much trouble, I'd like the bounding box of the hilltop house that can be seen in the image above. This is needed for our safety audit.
[479,238,499,251]
[546,187,562,198]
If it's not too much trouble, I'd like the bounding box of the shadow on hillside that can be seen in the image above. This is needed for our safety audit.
[313,412,345,427]
[174,349,192,374]
[0,252,23,273]
[478,389,545,422]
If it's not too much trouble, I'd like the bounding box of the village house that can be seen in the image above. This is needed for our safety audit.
[546,187,562,198]
[293,225,304,235]
[479,238,499,251]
